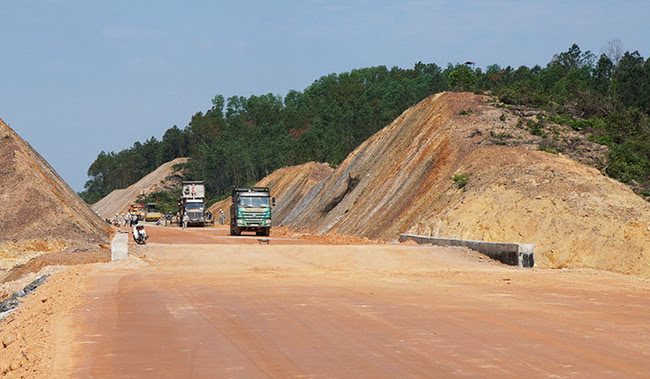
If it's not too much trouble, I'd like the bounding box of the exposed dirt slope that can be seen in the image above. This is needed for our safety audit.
[0,118,111,271]
[257,162,333,221]
[91,157,187,219]
[209,162,333,221]
[410,147,650,276]
[280,92,650,278]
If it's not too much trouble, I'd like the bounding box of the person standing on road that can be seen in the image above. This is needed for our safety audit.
[219,209,225,225]
[182,213,189,230]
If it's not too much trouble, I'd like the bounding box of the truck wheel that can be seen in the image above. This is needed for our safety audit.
[262,228,270,237]
[230,225,235,236]
[235,227,242,236]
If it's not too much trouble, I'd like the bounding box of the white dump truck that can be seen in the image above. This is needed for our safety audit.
[179,181,207,227]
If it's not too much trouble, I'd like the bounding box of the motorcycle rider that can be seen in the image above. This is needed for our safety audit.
[132,220,148,244]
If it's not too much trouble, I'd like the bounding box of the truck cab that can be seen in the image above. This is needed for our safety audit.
[230,187,275,236]
[184,199,206,225]
[179,180,207,227]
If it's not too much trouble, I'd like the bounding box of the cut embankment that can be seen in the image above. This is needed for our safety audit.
[91,157,187,220]
[0,117,111,280]
[274,92,650,278]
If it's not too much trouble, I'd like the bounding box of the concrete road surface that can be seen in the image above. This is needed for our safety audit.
[53,227,650,377]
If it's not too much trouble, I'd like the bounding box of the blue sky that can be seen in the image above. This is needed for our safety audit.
[1,0,648,191]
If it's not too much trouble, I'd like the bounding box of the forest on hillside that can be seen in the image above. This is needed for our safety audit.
[80,42,650,204]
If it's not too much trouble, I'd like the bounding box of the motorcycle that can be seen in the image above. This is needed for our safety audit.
[133,221,148,245]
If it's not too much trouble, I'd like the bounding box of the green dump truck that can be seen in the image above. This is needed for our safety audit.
[230,187,275,236]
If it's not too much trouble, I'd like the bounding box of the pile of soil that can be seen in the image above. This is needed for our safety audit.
[91,157,187,220]
[0,118,111,281]
[271,92,650,278]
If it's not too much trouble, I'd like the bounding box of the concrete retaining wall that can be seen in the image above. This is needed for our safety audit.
[111,232,129,261]
[399,234,534,268]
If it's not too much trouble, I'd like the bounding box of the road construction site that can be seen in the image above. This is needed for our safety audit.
[0,224,646,377]
[1,91,650,375]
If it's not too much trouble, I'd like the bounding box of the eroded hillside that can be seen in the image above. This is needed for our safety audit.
[278,92,650,278]
[0,118,111,272]
[91,157,187,220]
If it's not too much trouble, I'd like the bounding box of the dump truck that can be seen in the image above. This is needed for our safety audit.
[230,187,275,236]
[179,181,207,227]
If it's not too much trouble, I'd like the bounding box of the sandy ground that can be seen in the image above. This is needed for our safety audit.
[1,226,649,377]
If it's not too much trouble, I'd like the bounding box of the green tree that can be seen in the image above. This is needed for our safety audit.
[449,65,477,91]
[549,43,595,74]
[612,51,648,111]
[593,54,614,94]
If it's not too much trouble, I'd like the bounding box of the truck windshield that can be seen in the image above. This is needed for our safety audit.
[238,196,270,207]
[186,203,204,211]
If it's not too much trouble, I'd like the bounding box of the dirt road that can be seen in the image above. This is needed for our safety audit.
[45,227,650,377]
